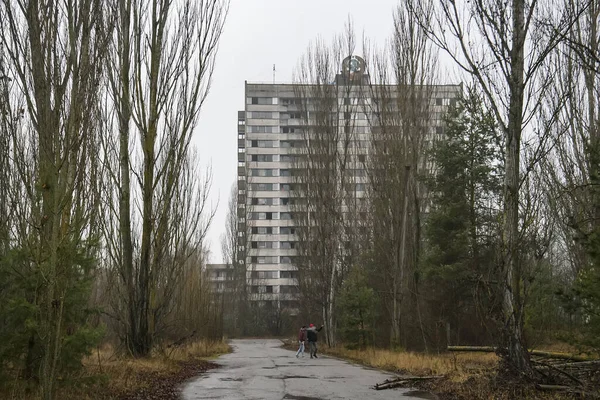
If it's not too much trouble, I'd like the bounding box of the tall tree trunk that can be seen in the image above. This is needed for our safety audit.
[502,0,531,373]
[117,0,138,356]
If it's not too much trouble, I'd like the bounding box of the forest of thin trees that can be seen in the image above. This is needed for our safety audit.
[221,0,600,382]
[0,0,599,398]
[0,0,228,398]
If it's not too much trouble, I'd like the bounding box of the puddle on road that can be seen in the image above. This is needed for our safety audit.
[218,377,243,382]
[403,390,439,399]
[275,375,313,379]
[283,395,324,400]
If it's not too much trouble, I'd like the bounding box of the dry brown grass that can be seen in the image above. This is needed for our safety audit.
[0,339,230,400]
[323,346,498,382]
[311,345,580,399]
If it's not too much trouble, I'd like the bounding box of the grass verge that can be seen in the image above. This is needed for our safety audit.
[1,339,230,400]
[282,340,583,399]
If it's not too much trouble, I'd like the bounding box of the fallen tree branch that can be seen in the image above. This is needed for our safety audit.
[447,346,595,361]
[531,360,583,386]
[537,384,600,398]
[543,360,600,369]
[374,375,444,390]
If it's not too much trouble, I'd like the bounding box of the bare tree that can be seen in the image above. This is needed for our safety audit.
[363,0,439,349]
[292,20,367,346]
[102,0,227,356]
[412,0,584,373]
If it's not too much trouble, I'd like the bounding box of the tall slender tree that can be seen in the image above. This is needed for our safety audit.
[102,0,227,356]
[413,0,582,373]
[292,20,366,346]
[364,0,438,348]
[0,0,109,397]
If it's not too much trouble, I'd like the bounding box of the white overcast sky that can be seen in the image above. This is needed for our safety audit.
[195,0,454,262]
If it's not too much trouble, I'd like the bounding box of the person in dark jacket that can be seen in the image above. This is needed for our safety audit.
[306,323,323,359]
[296,326,307,358]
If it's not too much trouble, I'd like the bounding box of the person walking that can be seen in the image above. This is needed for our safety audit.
[296,325,307,358]
[306,323,323,359]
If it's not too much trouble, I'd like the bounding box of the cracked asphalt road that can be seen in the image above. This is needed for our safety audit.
[181,339,431,400]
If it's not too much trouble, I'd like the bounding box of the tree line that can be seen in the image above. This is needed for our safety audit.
[0,0,228,398]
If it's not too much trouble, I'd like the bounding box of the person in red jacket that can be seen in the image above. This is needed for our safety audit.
[295,325,307,358]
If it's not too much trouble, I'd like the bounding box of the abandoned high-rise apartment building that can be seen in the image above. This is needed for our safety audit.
[229,55,460,310]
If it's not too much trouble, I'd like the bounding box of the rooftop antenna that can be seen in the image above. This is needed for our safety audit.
[273,64,276,84]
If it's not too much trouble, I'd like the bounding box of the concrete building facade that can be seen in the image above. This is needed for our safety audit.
[236,56,461,311]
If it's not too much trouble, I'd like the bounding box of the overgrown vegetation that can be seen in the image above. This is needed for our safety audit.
[0,0,229,398]
[0,340,229,400]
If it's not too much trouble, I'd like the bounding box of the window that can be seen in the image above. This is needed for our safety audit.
[250,285,259,293]
[280,170,291,177]
[281,184,291,191]
[249,212,276,220]
[280,271,298,279]
[280,227,296,235]
[282,112,304,119]
[249,126,274,133]
[436,126,444,135]
[280,241,296,249]
[251,271,278,279]
[251,97,273,105]
[252,111,273,119]
[435,98,443,106]
[282,127,297,133]
[281,140,304,148]
[281,197,289,205]
[265,286,273,293]
[250,183,273,191]
[251,227,274,234]
[281,98,301,105]
[251,197,274,205]
[358,154,366,163]
[280,256,293,264]
[251,154,274,162]
[251,256,277,264]
[250,169,276,177]
[280,155,295,162]
[250,140,275,148]
[356,183,365,192]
